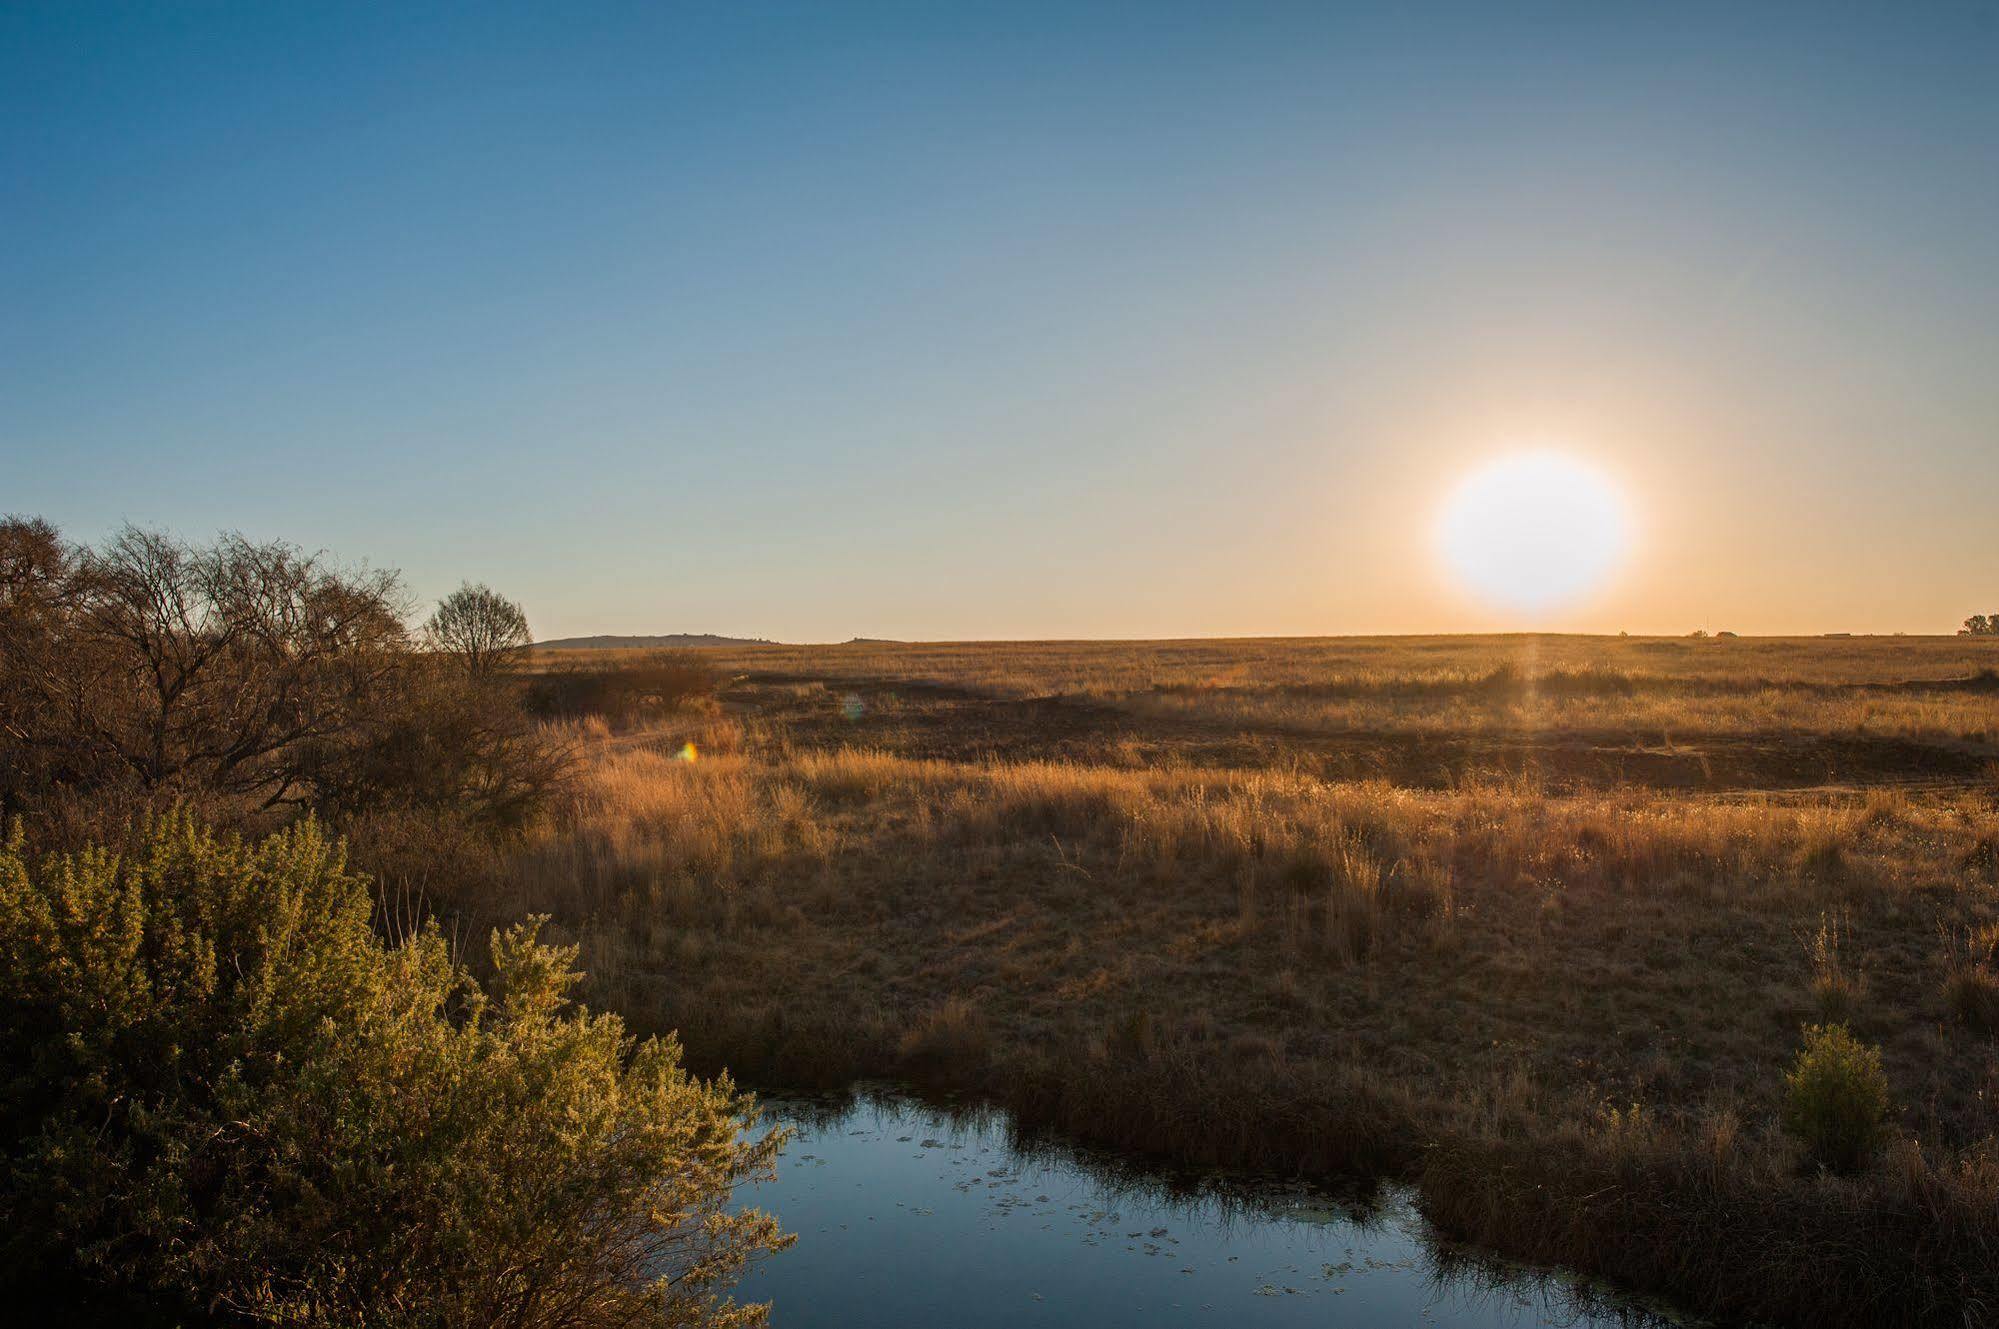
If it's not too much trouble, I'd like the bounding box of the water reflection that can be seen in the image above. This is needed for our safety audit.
[738,1089,1696,1328]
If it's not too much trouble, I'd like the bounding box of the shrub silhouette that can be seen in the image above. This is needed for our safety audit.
[0,812,789,1326]
[426,581,533,677]
[1781,1023,1890,1174]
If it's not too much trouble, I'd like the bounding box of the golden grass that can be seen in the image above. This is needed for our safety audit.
[388,636,1999,1326]
[405,737,1999,1324]
[537,631,1999,696]
[1122,681,1999,742]
[456,743,1999,1137]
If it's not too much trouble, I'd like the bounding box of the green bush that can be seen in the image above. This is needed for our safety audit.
[1781,1023,1890,1174]
[0,812,789,1327]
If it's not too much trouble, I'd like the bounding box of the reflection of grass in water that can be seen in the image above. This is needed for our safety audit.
[1426,1238,1701,1329]
[762,1082,1394,1235]
[759,1085,1693,1326]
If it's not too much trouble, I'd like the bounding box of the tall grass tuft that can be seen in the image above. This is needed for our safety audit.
[1325,834,1385,961]
[1940,923,1999,1033]
[1802,910,1865,1023]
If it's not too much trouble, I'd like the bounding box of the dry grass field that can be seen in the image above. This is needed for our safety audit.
[544,633,1999,785]
[376,634,1999,1327]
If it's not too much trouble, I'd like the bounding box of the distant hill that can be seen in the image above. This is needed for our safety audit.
[535,633,779,650]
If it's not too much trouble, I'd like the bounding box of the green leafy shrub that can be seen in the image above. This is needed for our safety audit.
[0,812,789,1326]
[1781,1023,1890,1174]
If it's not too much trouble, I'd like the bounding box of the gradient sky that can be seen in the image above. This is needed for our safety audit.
[5,2,1996,641]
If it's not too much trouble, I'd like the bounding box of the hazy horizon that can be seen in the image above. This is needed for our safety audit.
[531,628,1970,647]
[7,2,1996,641]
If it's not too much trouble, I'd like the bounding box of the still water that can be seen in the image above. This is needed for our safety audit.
[736,1091,1690,1328]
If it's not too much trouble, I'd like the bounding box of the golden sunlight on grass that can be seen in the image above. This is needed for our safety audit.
[340,632,1999,1325]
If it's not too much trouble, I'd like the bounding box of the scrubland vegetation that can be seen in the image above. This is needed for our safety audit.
[0,520,787,1327]
[9,514,1999,1325]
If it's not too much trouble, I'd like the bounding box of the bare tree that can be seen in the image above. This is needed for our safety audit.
[0,517,90,810]
[0,520,568,834]
[426,582,532,677]
[0,521,407,816]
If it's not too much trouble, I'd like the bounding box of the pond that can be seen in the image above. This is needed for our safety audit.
[736,1090,1697,1328]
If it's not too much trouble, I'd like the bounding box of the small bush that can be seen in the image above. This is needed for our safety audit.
[0,812,789,1326]
[1781,1023,1890,1174]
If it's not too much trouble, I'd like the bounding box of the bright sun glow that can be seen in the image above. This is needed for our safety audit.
[1437,451,1632,614]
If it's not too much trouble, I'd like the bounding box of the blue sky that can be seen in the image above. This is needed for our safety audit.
[4,2,1996,639]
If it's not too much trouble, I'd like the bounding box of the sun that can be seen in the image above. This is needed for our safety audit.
[1437,450,1632,614]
